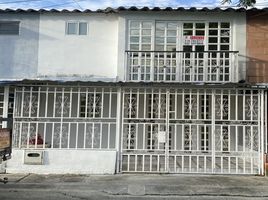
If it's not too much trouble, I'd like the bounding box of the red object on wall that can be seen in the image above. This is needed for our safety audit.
[29,134,44,145]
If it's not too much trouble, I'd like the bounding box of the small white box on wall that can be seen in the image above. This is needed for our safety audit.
[24,150,44,165]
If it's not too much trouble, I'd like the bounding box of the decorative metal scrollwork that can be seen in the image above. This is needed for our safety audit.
[215,127,229,152]
[245,97,258,120]
[123,125,136,149]
[54,124,68,148]
[124,94,137,118]
[55,95,70,115]
[215,97,228,118]
[23,94,38,115]
[86,124,100,148]
[245,127,258,152]
[185,95,197,119]
[153,96,166,118]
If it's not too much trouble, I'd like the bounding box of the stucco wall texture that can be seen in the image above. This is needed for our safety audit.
[247,11,268,83]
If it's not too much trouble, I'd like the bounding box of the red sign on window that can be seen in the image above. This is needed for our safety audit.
[184,36,205,45]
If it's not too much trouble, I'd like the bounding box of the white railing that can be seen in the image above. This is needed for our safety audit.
[126,50,239,83]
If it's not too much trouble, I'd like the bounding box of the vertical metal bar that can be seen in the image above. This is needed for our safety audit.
[243,90,246,121]
[182,89,185,120]
[29,87,33,118]
[85,88,88,118]
[100,123,102,149]
[115,87,122,173]
[68,123,71,149]
[26,123,30,148]
[77,87,80,118]
[93,88,96,118]
[45,87,48,118]
[165,89,170,172]
[108,123,111,149]
[20,87,24,118]
[144,89,147,119]
[158,89,161,119]
[43,122,47,149]
[109,88,112,118]
[135,123,138,150]
[92,123,95,148]
[60,88,64,148]
[143,124,146,150]
[3,86,9,128]
[51,123,54,148]
[211,89,216,173]
[101,88,104,118]
[37,87,41,118]
[260,90,264,175]
[69,88,73,118]
[197,90,199,120]
[235,89,238,121]
[34,122,38,149]
[53,87,56,118]
[19,122,22,148]
[75,122,79,149]
[83,122,86,149]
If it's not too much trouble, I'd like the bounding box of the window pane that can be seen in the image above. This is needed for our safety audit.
[130,21,139,28]
[130,36,139,43]
[142,29,151,35]
[196,23,205,29]
[79,22,87,35]
[221,22,230,28]
[130,29,139,35]
[209,30,218,36]
[196,30,205,36]
[67,22,77,35]
[183,23,193,29]
[183,30,193,36]
[209,22,218,28]
[0,21,20,35]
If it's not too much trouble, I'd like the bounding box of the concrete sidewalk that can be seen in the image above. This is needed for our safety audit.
[1,173,268,199]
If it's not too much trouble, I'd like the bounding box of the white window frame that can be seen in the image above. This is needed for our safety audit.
[65,21,88,36]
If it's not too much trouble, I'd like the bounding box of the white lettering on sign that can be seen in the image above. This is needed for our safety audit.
[183,36,205,45]
[158,131,166,143]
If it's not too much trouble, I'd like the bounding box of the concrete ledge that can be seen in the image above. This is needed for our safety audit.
[6,149,116,174]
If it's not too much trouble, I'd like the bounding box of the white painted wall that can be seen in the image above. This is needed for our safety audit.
[0,13,39,79]
[6,149,116,174]
[37,13,119,80]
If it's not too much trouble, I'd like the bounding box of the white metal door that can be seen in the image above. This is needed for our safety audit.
[120,88,265,174]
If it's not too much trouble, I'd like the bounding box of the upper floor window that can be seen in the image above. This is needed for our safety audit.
[66,21,88,35]
[0,21,20,35]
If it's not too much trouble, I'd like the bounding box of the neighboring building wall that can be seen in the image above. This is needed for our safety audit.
[247,11,268,83]
[37,13,119,80]
[0,13,40,79]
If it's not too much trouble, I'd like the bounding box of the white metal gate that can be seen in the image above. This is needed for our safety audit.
[120,88,266,174]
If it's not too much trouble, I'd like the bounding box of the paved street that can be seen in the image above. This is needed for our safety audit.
[1,174,268,199]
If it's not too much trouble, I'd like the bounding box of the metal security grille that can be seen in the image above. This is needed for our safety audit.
[12,86,118,149]
[121,88,266,174]
[0,87,10,129]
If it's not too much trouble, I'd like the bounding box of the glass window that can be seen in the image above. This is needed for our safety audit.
[67,22,77,35]
[66,22,88,35]
[79,22,87,35]
[0,21,20,35]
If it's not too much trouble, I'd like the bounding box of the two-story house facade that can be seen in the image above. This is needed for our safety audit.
[0,7,267,175]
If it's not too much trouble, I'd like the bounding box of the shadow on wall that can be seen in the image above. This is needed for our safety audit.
[246,57,268,84]
[0,17,56,79]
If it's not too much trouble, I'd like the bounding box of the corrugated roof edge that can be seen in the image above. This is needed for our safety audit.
[0,7,268,13]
